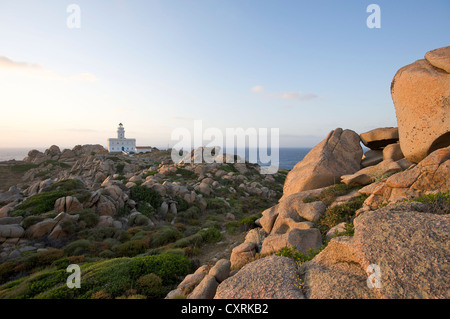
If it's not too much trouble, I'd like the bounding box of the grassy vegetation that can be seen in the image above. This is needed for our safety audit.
[0,254,192,299]
[11,160,71,174]
[411,191,450,215]
[130,185,163,211]
[276,244,327,264]
[11,179,90,217]
[316,194,367,238]
[303,183,359,206]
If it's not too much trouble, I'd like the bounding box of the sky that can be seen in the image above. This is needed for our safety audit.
[0,0,449,150]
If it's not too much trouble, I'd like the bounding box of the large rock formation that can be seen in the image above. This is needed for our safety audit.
[281,128,362,200]
[215,256,304,299]
[391,46,450,163]
[302,203,450,299]
[362,146,450,209]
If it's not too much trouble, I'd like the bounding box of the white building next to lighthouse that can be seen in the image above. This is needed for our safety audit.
[108,123,136,153]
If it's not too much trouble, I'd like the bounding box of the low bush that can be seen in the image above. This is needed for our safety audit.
[76,208,99,228]
[128,214,150,227]
[173,227,221,248]
[175,196,189,212]
[23,249,64,270]
[12,190,68,217]
[63,239,91,256]
[176,168,196,179]
[136,273,164,298]
[0,262,16,285]
[412,191,450,215]
[116,240,148,257]
[303,183,358,206]
[317,194,367,237]
[276,245,327,264]
[150,226,182,248]
[21,216,44,229]
[130,185,163,210]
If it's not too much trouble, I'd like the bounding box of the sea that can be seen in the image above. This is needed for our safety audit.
[0,147,312,171]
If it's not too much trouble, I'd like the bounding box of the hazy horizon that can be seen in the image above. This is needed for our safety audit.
[1,1,449,149]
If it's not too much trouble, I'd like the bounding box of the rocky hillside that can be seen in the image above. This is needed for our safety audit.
[164,46,450,300]
[0,146,286,299]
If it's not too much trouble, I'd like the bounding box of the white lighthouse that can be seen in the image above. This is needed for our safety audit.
[107,123,136,153]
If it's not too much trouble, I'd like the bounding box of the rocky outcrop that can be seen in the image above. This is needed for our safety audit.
[391,46,450,163]
[281,128,362,200]
[360,127,399,150]
[215,256,304,299]
[54,196,83,213]
[302,203,450,298]
[363,147,450,209]
[341,159,403,187]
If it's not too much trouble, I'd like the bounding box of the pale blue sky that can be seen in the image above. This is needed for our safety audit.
[0,0,449,149]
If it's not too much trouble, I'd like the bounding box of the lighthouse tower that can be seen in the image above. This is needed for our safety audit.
[107,123,136,153]
[117,123,125,139]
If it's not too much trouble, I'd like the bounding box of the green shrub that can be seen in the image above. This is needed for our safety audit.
[175,196,189,212]
[198,227,222,243]
[276,245,326,264]
[225,221,239,234]
[116,163,125,174]
[176,168,196,179]
[60,220,76,235]
[150,226,182,248]
[317,194,367,237]
[136,273,163,298]
[238,212,262,229]
[333,223,355,237]
[205,198,227,210]
[303,183,358,206]
[11,163,39,172]
[129,214,150,227]
[177,206,200,221]
[0,262,16,285]
[173,233,203,248]
[45,179,86,192]
[23,249,64,270]
[1,254,192,299]
[76,208,99,228]
[12,190,68,217]
[116,240,148,257]
[12,179,90,217]
[220,163,237,173]
[79,227,124,242]
[21,216,44,229]
[412,191,450,214]
[130,185,163,209]
[99,250,115,259]
[63,239,91,256]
